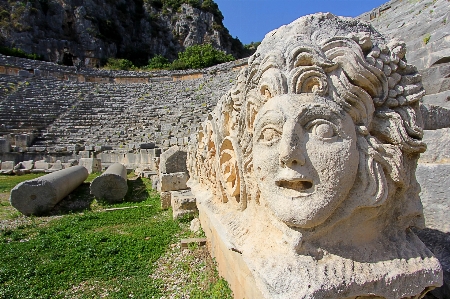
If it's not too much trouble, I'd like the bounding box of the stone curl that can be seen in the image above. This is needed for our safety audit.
[188,13,426,229]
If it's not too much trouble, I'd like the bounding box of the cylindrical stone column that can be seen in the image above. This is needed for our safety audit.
[90,163,128,203]
[9,165,89,216]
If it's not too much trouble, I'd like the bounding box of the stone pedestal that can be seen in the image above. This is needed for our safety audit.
[79,158,101,174]
[0,161,14,173]
[160,191,171,209]
[159,172,189,192]
[170,189,197,219]
[159,145,187,173]
[0,139,10,153]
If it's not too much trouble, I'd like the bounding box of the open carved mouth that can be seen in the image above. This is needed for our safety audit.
[276,179,314,195]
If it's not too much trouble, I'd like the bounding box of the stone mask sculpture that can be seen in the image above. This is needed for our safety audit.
[187,13,442,299]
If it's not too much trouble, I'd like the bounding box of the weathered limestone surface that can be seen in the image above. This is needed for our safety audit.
[416,164,450,233]
[359,0,450,95]
[159,172,189,192]
[159,146,188,174]
[420,104,450,130]
[33,160,49,171]
[187,13,442,298]
[170,189,198,219]
[420,129,450,164]
[10,165,88,215]
[90,163,128,203]
[13,160,34,174]
[79,158,101,174]
[49,160,63,172]
[20,160,34,170]
[160,191,171,210]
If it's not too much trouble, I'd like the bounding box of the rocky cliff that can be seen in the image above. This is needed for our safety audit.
[0,0,243,67]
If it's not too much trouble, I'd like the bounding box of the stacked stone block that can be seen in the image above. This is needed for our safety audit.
[158,146,197,219]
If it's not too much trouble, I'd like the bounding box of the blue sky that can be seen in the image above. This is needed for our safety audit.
[214,0,389,44]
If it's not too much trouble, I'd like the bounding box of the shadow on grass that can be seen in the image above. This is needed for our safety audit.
[124,177,152,203]
[46,182,96,216]
[24,176,155,217]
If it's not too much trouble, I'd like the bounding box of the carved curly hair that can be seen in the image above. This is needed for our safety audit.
[188,13,426,229]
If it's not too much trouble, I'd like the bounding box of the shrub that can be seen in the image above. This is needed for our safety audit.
[186,0,200,8]
[104,58,136,70]
[169,59,188,70]
[200,0,223,21]
[147,54,170,69]
[0,46,44,60]
[244,41,261,51]
[171,44,234,69]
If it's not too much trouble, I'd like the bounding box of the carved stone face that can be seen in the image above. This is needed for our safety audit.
[253,94,359,228]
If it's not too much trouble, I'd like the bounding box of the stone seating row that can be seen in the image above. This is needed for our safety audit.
[0,70,235,150]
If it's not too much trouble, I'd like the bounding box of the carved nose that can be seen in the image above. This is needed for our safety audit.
[279,131,306,167]
[279,147,306,167]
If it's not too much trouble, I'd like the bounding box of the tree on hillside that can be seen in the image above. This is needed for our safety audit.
[171,44,235,69]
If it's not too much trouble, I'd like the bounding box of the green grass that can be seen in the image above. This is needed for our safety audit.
[0,174,233,298]
[0,178,178,298]
[0,173,46,193]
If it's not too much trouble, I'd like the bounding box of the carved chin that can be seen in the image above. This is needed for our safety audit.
[258,184,343,228]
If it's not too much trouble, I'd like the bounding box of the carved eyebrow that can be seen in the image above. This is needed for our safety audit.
[291,103,345,125]
[254,109,284,130]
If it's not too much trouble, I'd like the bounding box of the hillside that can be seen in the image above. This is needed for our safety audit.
[0,0,244,67]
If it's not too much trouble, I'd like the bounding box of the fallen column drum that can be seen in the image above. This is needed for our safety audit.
[10,165,89,216]
[90,163,128,203]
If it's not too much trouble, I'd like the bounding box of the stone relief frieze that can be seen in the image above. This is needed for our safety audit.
[187,13,442,299]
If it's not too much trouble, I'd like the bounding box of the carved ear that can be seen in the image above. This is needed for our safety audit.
[356,132,404,207]
[218,137,246,210]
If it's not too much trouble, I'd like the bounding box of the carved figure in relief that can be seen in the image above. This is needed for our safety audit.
[187,13,442,299]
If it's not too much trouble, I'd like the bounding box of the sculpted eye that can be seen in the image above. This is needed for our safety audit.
[307,120,337,140]
[258,126,282,144]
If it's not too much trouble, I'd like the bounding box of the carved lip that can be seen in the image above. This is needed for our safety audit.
[275,178,314,197]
